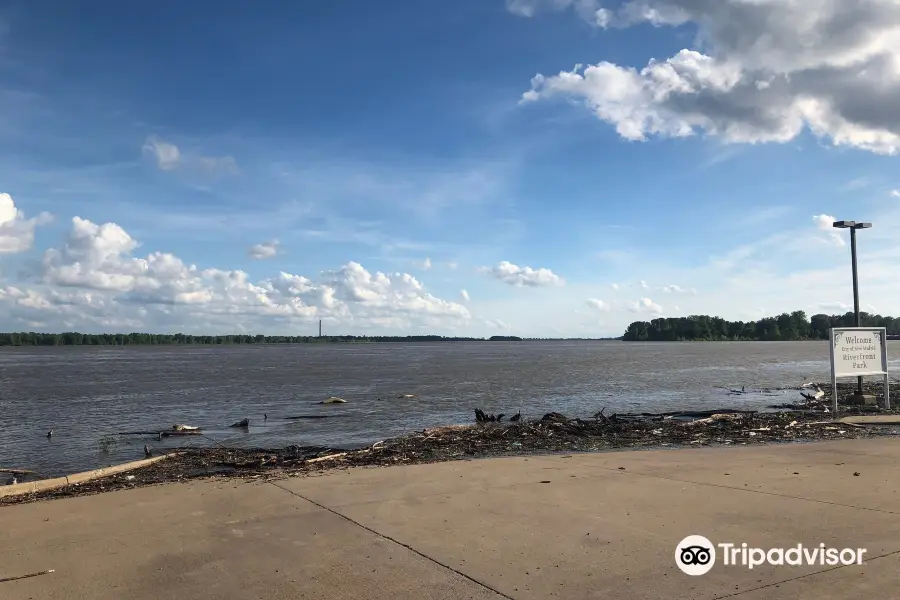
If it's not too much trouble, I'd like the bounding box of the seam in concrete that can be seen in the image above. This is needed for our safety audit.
[0,453,177,499]
[713,548,900,599]
[268,481,515,600]
[584,466,900,516]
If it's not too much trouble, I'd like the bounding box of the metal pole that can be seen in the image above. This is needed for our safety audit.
[850,227,863,395]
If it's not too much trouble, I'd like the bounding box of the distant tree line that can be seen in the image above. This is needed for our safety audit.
[0,332,491,346]
[622,311,900,342]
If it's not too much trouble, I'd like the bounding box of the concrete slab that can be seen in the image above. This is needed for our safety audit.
[281,461,900,599]
[4,439,900,600]
[0,480,502,600]
[734,551,900,599]
[526,441,900,513]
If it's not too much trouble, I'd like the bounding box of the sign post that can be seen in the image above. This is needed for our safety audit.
[829,327,889,413]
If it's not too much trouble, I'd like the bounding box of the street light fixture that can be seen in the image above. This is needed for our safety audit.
[832,220,873,399]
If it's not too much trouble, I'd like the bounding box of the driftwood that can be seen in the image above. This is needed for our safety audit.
[304,452,349,464]
[317,397,346,404]
[118,430,202,437]
[283,415,331,420]
[0,468,39,476]
[0,569,55,584]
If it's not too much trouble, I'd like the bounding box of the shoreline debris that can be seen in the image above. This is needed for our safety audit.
[0,569,55,584]
[6,405,900,506]
[172,424,200,432]
[320,397,346,404]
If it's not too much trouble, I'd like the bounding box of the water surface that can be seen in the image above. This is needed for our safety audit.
[2,341,898,477]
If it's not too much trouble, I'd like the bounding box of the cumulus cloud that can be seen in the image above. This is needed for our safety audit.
[0,193,52,254]
[630,297,663,315]
[481,261,564,287]
[891,189,900,198]
[519,0,900,154]
[639,280,650,289]
[2,216,470,332]
[248,241,280,260]
[610,282,620,291]
[460,289,470,302]
[142,137,238,174]
[813,214,846,247]
[586,298,609,312]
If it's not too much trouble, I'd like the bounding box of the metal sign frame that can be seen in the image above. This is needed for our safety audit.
[829,327,890,414]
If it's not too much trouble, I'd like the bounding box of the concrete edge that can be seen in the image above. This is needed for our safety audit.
[0,453,179,499]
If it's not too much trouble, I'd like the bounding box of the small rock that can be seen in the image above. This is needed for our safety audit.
[853,472,861,476]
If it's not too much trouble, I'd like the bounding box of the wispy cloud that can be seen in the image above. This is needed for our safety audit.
[142,136,238,175]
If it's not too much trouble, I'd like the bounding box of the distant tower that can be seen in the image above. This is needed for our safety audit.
[318,319,322,337]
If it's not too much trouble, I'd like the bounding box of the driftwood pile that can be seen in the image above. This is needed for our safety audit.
[6,406,899,506]
[768,381,900,413]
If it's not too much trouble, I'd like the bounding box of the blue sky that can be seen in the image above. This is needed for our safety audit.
[1,0,900,337]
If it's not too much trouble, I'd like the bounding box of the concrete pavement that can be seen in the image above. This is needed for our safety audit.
[2,439,899,599]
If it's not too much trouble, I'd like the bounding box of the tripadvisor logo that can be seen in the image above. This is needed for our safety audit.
[675,535,867,576]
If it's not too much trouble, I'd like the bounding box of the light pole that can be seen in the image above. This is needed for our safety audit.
[832,220,872,398]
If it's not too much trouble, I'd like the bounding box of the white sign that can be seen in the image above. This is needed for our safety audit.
[829,327,888,377]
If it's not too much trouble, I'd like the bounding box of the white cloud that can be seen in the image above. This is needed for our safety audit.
[0,193,52,254]
[519,0,900,154]
[446,262,458,270]
[142,137,238,174]
[610,282,619,291]
[484,318,512,331]
[2,216,471,333]
[481,260,564,287]
[813,214,846,247]
[630,297,663,315]
[506,0,610,25]
[639,280,650,289]
[142,137,181,171]
[460,289,470,302]
[248,240,280,260]
[891,190,900,198]
[661,284,689,293]
[413,257,432,270]
[586,298,609,312]
[817,301,851,312]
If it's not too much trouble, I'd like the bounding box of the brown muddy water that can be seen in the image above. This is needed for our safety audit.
[2,341,899,477]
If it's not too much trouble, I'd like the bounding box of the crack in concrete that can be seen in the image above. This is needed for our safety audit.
[712,548,900,598]
[584,465,900,515]
[268,480,515,600]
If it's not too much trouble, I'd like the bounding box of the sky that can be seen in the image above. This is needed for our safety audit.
[1,0,900,338]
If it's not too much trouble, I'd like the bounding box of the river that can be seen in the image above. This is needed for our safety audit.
[2,341,899,477]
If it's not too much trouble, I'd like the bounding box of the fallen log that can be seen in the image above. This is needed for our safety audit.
[283,415,331,420]
[117,430,203,437]
[0,468,40,476]
[305,452,349,464]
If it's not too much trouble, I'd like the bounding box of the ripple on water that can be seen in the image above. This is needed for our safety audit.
[3,340,899,476]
